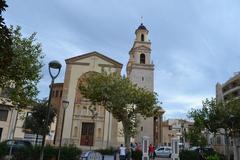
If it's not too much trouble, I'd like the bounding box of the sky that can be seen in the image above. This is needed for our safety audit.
[4,0,240,119]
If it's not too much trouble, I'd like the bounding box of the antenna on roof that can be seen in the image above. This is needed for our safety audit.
[141,16,143,24]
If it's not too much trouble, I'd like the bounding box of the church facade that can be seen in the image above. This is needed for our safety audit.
[53,24,164,149]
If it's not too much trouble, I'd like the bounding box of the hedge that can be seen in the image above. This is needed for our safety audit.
[0,142,82,160]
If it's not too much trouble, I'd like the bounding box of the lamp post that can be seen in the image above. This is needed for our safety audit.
[40,60,62,160]
[58,100,69,160]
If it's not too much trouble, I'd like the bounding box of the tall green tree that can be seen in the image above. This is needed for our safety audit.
[0,25,44,107]
[188,98,240,160]
[0,0,13,80]
[23,99,56,146]
[79,72,159,146]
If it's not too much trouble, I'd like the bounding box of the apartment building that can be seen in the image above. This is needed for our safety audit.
[215,72,240,155]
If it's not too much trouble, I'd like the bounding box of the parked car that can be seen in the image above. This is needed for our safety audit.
[154,146,172,158]
[189,146,215,154]
[5,139,32,153]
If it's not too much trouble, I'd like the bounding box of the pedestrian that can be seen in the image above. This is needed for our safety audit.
[119,144,126,160]
[148,144,154,159]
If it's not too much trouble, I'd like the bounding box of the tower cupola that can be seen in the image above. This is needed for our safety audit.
[135,23,149,42]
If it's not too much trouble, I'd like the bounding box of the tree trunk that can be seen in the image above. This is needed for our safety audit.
[233,136,240,160]
[225,133,230,160]
[35,134,39,146]
[42,134,46,147]
[122,121,131,147]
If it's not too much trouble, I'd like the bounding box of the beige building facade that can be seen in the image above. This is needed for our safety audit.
[0,90,56,144]
[162,119,192,148]
[215,72,240,155]
[54,24,164,149]
[56,52,123,150]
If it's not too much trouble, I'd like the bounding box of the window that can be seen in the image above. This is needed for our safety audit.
[140,54,145,64]
[141,126,143,131]
[157,148,164,151]
[0,109,8,121]
[141,34,144,41]
[142,77,144,81]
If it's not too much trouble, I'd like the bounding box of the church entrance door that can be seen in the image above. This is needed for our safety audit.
[80,122,94,146]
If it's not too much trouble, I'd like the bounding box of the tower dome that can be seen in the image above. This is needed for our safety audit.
[137,23,148,30]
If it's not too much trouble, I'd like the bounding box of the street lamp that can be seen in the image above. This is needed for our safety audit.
[58,100,69,160]
[40,60,62,160]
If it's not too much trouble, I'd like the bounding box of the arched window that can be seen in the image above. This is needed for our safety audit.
[141,34,144,41]
[140,54,146,64]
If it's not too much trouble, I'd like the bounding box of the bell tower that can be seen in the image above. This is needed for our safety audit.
[127,23,154,143]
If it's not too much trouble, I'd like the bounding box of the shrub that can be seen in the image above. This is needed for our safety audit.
[179,150,198,160]
[59,145,82,160]
[206,154,220,160]
[44,145,57,160]
[0,142,8,159]
[0,143,82,160]
[14,147,34,160]
[132,150,142,160]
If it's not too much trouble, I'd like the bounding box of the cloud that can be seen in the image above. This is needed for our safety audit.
[4,0,240,119]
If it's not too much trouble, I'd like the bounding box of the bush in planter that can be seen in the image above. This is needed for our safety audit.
[0,142,8,159]
[0,141,33,160]
[59,145,82,160]
[132,150,142,160]
[179,150,198,160]
[31,145,57,160]
[13,146,34,160]
[44,145,57,160]
[206,154,220,160]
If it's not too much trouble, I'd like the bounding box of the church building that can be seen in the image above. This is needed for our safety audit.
[53,24,164,149]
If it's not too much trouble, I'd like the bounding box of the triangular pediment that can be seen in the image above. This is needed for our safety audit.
[65,51,123,68]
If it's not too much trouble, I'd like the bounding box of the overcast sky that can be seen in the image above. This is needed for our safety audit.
[4,0,240,119]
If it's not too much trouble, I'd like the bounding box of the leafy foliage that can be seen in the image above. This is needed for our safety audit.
[0,0,13,78]
[60,145,82,160]
[0,141,8,159]
[188,98,240,137]
[179,150,198,160]
[185,128,207,148]
[0,142,82,160]
[0,25,44,107]
[188,98,240,160]
[23,99,56,140]
[206,154,220,160]
[79,72,159,145]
